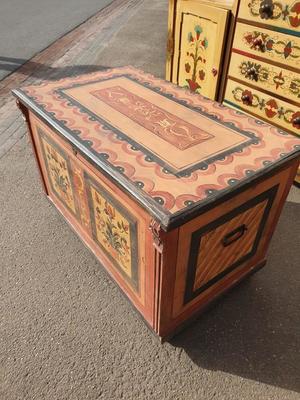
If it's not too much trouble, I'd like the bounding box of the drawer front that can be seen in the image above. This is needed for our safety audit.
[228,51,300,103]
[233,22,300,70]
[224,78,300,135]
[29,114,155,325]
[238,0,300,35]
[184,186,277,303]
[172,0,229,99]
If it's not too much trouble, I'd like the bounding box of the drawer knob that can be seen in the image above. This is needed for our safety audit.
[222,224,247,247]
[292,115,300,129]
[259,0,274,19]
[253,39,265,52]
[246,67,259,82]
[241,90,253,106]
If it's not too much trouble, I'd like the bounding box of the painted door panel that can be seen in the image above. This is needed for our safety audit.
[224,78,300,135]
[232,22,300,69]
[238,0,300,35]
[29,113,156,326]
[228,51,300,103]
[172,0,229,99]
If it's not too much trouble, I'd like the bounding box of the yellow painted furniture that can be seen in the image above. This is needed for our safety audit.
[166,0,237,101]
[224,0,300,184]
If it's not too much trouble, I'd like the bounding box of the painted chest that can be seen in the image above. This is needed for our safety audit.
[14,67,300,339]
[224,0,300,184]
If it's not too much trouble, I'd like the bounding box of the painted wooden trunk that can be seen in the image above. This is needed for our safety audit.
[166,0,236,101]
[14,67,300,339]
[223,0,300,184]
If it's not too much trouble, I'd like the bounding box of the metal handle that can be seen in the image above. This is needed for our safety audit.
[222,224,247,247]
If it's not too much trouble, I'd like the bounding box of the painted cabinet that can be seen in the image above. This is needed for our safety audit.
[14,67,300,339]
[166,0,235,100]
[224,0,300,184]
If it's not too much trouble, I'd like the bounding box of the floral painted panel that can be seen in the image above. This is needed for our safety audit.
[228,52,300,103]
[224,79,300,134]
[243,30,300,60]
[178,14,218,98]
[87,175,139,290]
[239,0,300,32]
[40,130,77,214]
[233,23,300,69]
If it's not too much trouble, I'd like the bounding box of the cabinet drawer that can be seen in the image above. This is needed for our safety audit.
[224,78,300,135]
[238,0,300,36]
[233,22,300,70]
[228,51,300,104]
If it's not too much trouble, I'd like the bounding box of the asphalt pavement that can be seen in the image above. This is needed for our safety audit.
[0,0,113,80]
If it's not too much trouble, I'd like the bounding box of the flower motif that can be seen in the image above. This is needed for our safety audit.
[289,2,300,27]
[188,32,194,43]
[241,61,260,82]
[252,38,266,52]
[95,192,101,204]
[194,25,202,40]
[289,79,300,94]
[104,201,115,219]
[273,71,285,89]
[283,41,292,59]
[186,79,200,92]
[265,99,278,118]
[185,63,191,73]
[51,149,58,162]
[118,220,129,234]
[199,70,205,80]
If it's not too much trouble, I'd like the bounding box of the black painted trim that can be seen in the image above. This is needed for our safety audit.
[184,185,278,304]
[85,172,139,293]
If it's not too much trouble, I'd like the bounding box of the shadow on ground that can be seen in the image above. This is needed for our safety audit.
[171,202,300,394]
[0,56,110,81]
